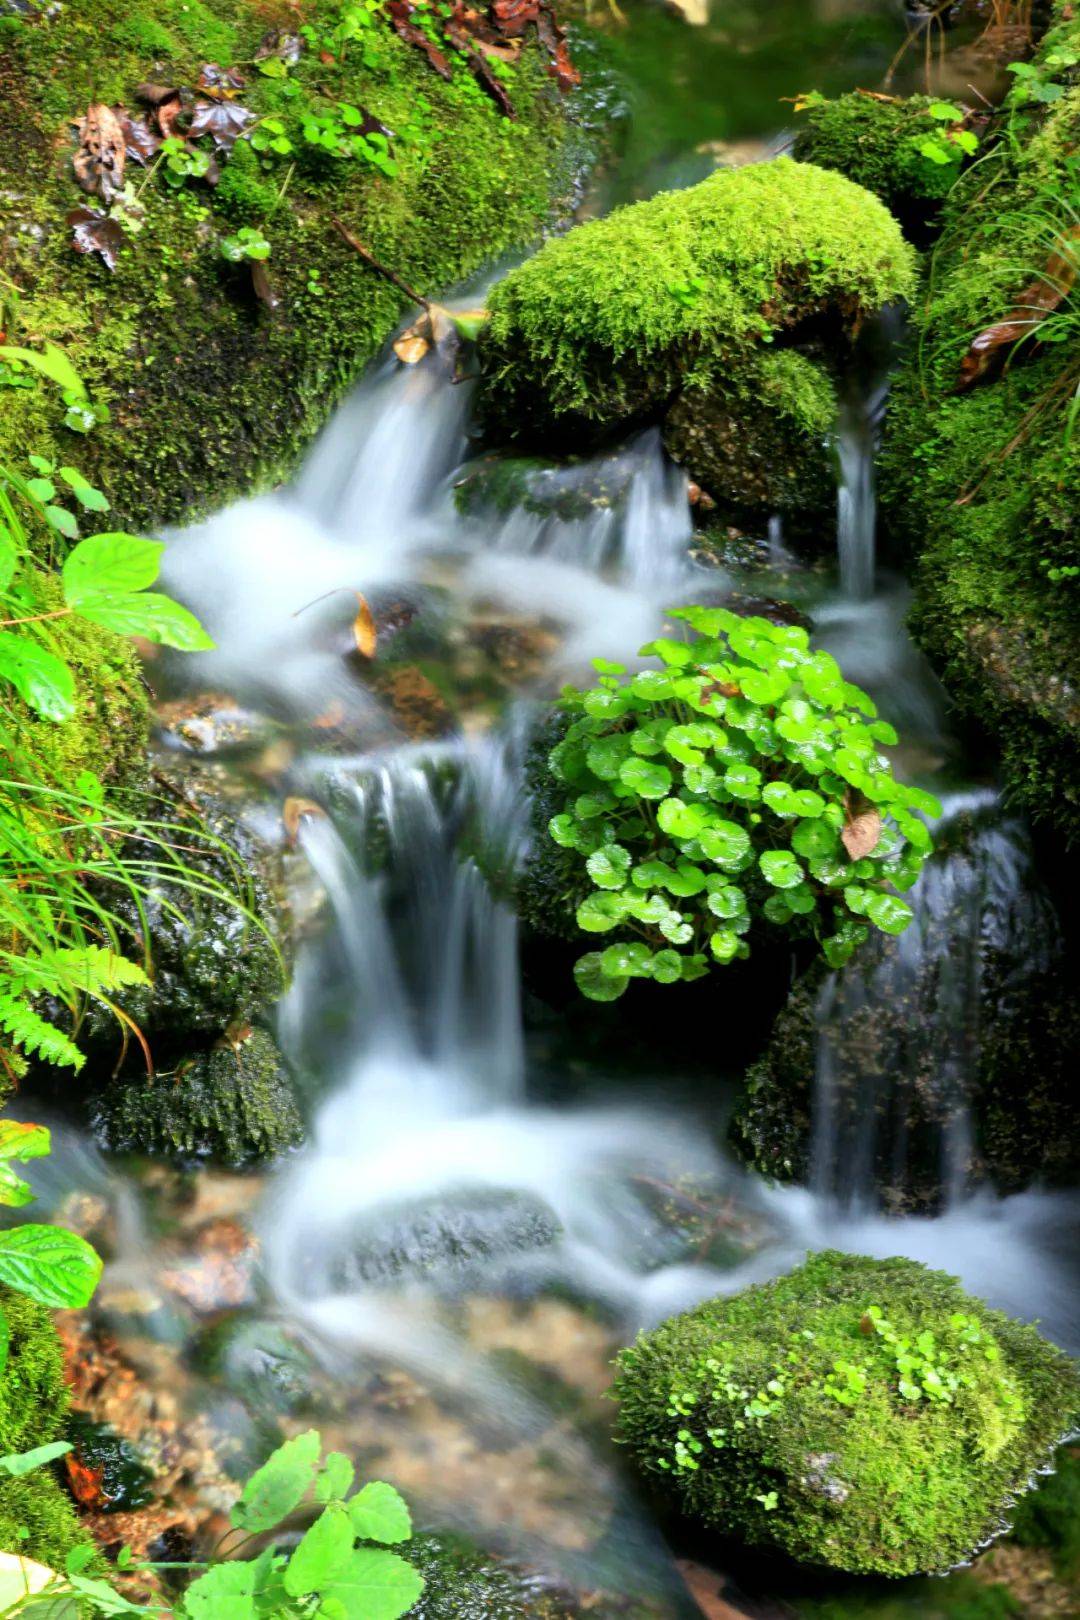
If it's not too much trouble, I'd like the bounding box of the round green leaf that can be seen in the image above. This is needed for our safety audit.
[586,844,631,889]
[574,951,628,1001]
[577,892,628,932]
[698,820,751,865]
[62,533,163,605]
[792,818,840,859]
[656,797,711,839]
[619,755,673,799]
[866,890,915,935]
[600,942,655,978]
[759,849,805,890]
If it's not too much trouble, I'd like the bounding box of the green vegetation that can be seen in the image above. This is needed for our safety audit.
[613,1251,1080,1577]
[539,605,938,1001]
[0,0,576,530]
[480,157,914,441]
[880,0,1080,841]
[792,92,980,227]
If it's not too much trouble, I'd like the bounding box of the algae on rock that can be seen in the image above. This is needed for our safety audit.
[614,1251,1080,1578]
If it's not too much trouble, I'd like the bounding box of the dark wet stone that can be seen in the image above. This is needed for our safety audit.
[326,1189,562,1289]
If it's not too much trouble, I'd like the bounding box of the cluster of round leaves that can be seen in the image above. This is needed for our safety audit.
[547,605,940,1001]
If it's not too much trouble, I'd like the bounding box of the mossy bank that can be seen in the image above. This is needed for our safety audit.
[875,4,1080,842]
[0,0,580,530]
[614,1251,1080,1578]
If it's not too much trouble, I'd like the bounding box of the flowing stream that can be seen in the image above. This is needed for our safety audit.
[14,6,1080,1615]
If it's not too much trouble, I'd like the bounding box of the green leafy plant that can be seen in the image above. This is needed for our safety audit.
[248,117,295,161]
[0,343,109,437]
[300,0,385,69]
[2,1431,424,1619]
[545,605,939,1000]
[221,226,272,264]
[159,135,215,187]
[914,101,979,168]
[300,107,397,175]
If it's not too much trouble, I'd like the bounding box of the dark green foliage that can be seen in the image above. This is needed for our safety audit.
[480,158,914,445]
[543,605,937,1000]
[93,1026,303,1165]
[613,1252,1080,1577]
[1008,1444,1080,1578]
[879,1,1080,842]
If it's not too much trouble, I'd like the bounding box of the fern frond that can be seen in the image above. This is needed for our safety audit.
[0,990,84,1071]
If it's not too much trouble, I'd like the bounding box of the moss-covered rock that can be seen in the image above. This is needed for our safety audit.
[613,1251,1080,1577]
[791,91,976,233]
[879,2,1080,843]
[663,350,838,544]
[479,158,913,454]
[0,1286,88,1568]
[405,1534,575,1619]
[92,1024,303,1164]
[1008,1443,1080,1580]
[0,0,578,530]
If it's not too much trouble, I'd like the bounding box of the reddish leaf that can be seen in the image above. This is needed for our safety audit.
[67,205,124,272]
[283,797,326,845]
[118,111,161,166]
[188,98,255,152]
[387,0,453,77]
[136,82,185,139]
[537,3,579,90]
[72,103,126,203]
[492,0,540,35]
[65,1453,108,1509]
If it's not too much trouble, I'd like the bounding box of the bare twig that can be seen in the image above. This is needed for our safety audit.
[331,218,429,309]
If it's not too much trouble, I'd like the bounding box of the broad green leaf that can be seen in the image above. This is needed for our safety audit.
[62,534,163,604]
[866,890,915,935]
[723,764,762,801]
[629,669,675,702]
[574,950,628,1001]
[759,850,805,890]
[230,1429,322,1533]
[710,929,740,963]
[0,1307,7,1378]
[0,632,75,721]
[548,814,577,848]
[0,342,86,399]
[656,798,710,839]
[582,688,627,720]
[599,942,654,979]
[0,1225,102,1308]
[73,591,215,650]
[348,1481,413,1545]
[792,818,839,859]
[316,1453,356,1503]
[0,1121,51,1163]
[44,506,79,540]
[183,1562,256,1619]
[698,820,751,865]
[576,892,628,933]
[586,844,631,890]
[585,735,631,780]
[65,1574,148,1615]
[285,1503,355,1596]
[619,756,672,799]
[58,469,110,512]
[650,949,683,983]
[0,1441,73,1477]
[320,1547,424,1620]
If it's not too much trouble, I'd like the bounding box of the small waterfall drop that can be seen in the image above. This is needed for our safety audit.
[810,791,1058,1211]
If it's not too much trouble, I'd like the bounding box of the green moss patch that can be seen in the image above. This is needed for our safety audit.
[613,1251,1080,1577]
[480,157,913,441]
[0,0,577,529]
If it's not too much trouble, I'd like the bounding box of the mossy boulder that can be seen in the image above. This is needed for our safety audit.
[0,0,578,530]
[791,91,976,234]
[405,1534,575,1619]
[0,1286,89,1569]
[479,157,914,459]
[613,1251,1080,1577]
[92,1025,303,1164]
[663,350,838,545]
[879,2,1080,843]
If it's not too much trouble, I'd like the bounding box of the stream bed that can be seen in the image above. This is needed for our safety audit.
[13,3,1080,1617]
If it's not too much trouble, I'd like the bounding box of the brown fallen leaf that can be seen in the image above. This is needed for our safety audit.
[675,1559,755,1620]
[65,1452,108,1509]
[353,591,377,659]
[73,103,126,202]
[136,82,184,140]
[387,0,453,77]
[119,111,161,166]
[67,205,124,271]
[957,224,1080,390]
[841,807,882,861]
[197,62,246,97]
[537,3,580,90]
[250,260,280,311]
[188,97,255,152]
[283,796,327,844]
[255,28,303,62]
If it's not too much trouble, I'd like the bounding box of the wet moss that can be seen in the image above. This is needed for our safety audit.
[791,91,970,233]
[0,0,579,530]
[0,1285,89,1569]
[614,1252,1080,1577]
[879,1,1080,842]
[479,157,913,445]
[92,1024,303,1164]
[1008,1444,1080,1580]
[405,1534,574,1619]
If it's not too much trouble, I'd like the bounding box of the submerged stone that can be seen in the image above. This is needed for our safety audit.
[614,1251,1080,1577]
[93,1026,303,1167]
[327,1188,562,1289]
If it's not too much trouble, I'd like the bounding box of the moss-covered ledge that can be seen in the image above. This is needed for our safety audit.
[0,0,582,530]
[878,1,1080,843]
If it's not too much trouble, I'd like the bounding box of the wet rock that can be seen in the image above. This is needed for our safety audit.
[326,1189,562,1290]
[160,1218,261,1313]
[191,1317,313,1415]
[93,1026,303,1167]
[371,664,455,741]
[156,693,280,756]
[65,1413,155,1514]
[406,1533,650,1620]
[800,1451,851,1507]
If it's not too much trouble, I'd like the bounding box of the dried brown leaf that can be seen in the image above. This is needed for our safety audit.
[387,0,453,77]
[188,97,254,152]
[119,111,161,166]
[353,591,377,659]
[136,82,185,140]
[841,808,882,861]
[283,796,326,844]
[73,102,126,202]
[675,1560,751,1620]
[250,260,280,311]
[957,224,1080,390]
[393,322,432,365]
[67,205,124,272]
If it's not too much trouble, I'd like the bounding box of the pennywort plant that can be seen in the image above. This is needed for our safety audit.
[0,1431,424,1620]
[546,605,939,1001]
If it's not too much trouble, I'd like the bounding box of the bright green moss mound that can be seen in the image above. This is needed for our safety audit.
[613,1252,1080,1577]
[0,1286,89,1569]
[792,92,968,225]
[481,158,914,436]
[879,2,1080,842]
[0,0,576,530]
